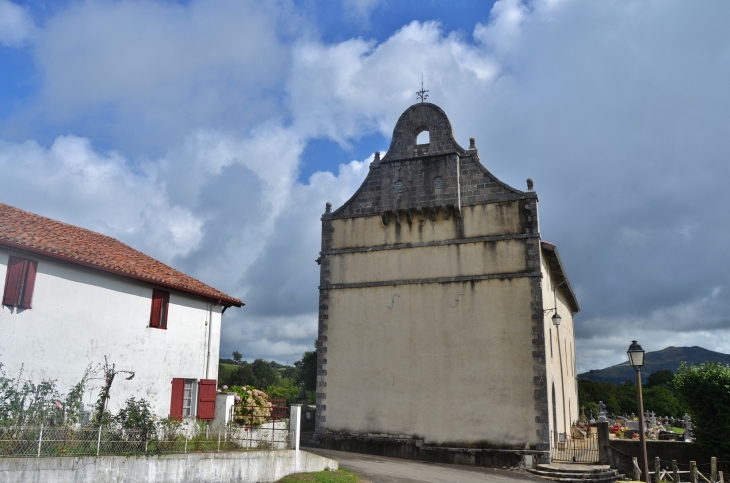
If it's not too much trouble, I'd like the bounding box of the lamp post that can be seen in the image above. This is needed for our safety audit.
[628,340,649,483]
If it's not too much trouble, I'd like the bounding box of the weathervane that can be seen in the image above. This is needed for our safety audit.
[416,73,429,103]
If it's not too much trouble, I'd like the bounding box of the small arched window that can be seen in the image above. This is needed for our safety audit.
[433,176,443,190]
[394,180,403,193]
[416,130,430,144]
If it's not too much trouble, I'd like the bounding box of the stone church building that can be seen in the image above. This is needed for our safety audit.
[315,102,579,466]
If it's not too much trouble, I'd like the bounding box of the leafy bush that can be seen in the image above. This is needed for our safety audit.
[0,363,92,427]
[231,386,272,425]
[115,397,156,441]
[675,362,730,456]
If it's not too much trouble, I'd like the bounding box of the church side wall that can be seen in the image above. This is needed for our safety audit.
[541,255,579,444]
[0,247,222,419]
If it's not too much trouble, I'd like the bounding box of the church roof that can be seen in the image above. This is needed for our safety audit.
[0,202,243,307]
[331,102,534,219]
[541,241,580,314]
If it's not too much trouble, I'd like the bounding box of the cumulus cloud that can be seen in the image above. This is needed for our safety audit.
[0,0,36,47]
[22,0,298,153]
[0,135,202,261]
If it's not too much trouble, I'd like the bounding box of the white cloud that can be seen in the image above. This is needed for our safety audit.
[25,0,296,152]
[341,0,382,23]
[0,0,36,47]
[0,135,202,261]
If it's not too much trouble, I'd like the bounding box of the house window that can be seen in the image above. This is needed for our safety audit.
[183,380,195,417]
[2,256,38,309]
[434,176,443,190]
[394,180,403,193]
[149,289,170,329]
[170,378,216,420]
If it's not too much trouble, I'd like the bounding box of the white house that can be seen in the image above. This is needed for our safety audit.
[0,202,243,421]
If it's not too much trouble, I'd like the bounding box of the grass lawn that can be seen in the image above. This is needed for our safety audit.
[277,469,359,482]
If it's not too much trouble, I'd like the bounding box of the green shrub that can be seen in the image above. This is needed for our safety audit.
[675,362,730,456]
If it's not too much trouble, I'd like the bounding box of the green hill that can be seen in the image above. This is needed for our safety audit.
[578,346,730,384]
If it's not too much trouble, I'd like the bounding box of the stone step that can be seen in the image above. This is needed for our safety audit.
[527,468,619,483]
[536,464,612,474]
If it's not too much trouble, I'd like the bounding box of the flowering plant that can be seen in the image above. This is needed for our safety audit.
[230,386,272,426]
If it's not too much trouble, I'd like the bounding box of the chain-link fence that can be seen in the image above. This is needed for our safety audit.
[0,421,290,458]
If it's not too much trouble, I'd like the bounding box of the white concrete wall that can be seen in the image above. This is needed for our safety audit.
[0,451,339,483]
[0,247,223,418]
[540,254,579,443]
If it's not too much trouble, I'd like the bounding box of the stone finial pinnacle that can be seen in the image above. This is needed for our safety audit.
[374,151,380,163]
[469,137,476,150]
[325,202,332,214]
[526,178,534,191]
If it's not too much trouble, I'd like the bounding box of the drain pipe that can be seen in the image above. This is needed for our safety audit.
[204,301,216,379]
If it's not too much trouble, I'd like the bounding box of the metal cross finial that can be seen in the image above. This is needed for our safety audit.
[416,73,429,103]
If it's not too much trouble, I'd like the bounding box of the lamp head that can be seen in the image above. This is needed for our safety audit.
[627,340,645,370]
[551,313,562,326]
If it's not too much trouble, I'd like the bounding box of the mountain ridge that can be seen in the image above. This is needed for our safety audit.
[578,346,730,384]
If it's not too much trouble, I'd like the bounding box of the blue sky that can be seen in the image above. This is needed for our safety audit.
[1,0,729,373]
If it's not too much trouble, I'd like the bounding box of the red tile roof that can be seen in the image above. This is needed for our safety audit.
[0,203,243,307]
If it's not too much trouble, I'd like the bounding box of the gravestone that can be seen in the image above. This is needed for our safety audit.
[598,401,608,422]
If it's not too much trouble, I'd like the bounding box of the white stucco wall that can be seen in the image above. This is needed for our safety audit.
[541,254,579,444]
[0,247,224,419]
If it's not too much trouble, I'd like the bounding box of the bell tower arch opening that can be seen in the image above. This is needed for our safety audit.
[415,125,430,145]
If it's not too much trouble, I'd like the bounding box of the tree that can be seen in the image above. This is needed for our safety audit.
[675,362,730,456]
[295,343,318,392]
[643,386,682,417]
[228,363,255,387]
[646,369,675,388]
[251,359,279,389]
[232,351,243,363]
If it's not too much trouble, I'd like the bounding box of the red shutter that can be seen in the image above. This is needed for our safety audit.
[150,290,163,327]
[2,257,27,307]
[170,378,185,420]
[160,291,170,328]
[196,379,217,420]
[20,260,37,309]
[150,289,170,329]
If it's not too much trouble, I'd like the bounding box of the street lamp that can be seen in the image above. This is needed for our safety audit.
[551,313,562,326]
[628,340,649,483]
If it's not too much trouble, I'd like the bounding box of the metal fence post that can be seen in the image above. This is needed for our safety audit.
[217,432,221,453]
[96,426,102,456]
[37,424,43,458]
[184,432,188,453]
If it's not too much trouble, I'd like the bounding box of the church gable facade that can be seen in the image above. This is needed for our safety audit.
[316,103,579,466]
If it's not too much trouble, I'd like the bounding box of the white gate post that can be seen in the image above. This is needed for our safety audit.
[37,425,43,457]
[289,405,301,451]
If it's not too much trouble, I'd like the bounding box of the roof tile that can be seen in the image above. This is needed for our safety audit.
[0,203,242,307]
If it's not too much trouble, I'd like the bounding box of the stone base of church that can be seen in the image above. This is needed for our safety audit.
[315,433,550,468]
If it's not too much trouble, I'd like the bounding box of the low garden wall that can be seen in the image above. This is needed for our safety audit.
[0,450,339,483]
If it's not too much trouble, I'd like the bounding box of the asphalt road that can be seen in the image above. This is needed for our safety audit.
[302,447,546,483]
